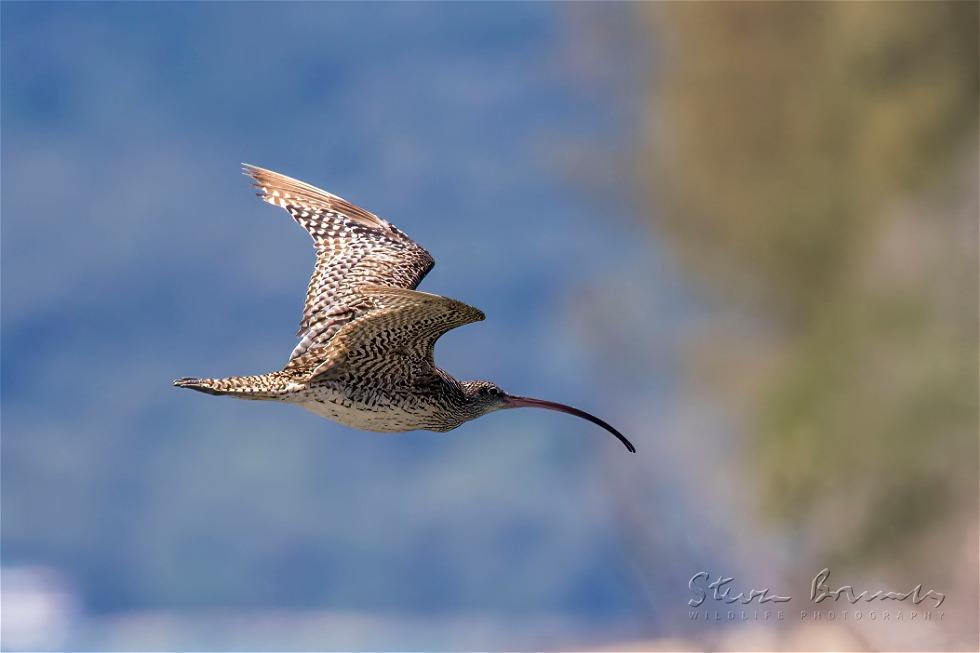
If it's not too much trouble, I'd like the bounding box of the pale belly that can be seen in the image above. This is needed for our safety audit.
[289,385,457,433]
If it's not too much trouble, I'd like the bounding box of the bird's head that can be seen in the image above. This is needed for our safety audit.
[459,380,636,453]
[460,380,509,414]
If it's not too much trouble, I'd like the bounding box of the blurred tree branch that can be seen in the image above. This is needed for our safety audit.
[638,0,978,588]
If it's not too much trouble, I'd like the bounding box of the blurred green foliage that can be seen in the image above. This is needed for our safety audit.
[640,1,977,574]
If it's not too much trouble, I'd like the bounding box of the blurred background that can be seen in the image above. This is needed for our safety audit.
[2,3,976,651]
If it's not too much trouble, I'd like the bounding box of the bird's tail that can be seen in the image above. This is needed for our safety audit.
[173,371,297,400]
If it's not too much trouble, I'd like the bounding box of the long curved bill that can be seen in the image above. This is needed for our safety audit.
[502,395,636,453]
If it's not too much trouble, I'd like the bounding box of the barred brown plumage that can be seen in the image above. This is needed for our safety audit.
[174,165,635,453]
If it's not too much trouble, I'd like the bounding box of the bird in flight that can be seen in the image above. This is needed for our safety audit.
[174,166,635,453]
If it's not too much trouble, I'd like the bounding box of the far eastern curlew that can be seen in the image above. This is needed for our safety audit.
[174,165,635,453]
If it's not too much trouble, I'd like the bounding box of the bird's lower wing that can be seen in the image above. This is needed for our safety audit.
[300,286,485,382]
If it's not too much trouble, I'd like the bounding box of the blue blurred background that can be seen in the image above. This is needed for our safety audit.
[2,3,977,651]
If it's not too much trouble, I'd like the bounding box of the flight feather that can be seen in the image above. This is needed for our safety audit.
[242,164,435,361]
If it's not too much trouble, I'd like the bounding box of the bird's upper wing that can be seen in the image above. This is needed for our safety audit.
[300,285,485,381]
[243,165,435,362]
